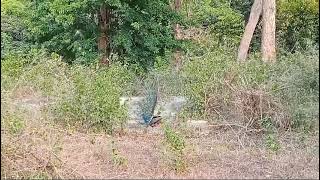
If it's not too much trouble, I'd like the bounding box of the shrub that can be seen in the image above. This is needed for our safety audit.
[16,52,71,97]
[1,48,48,90]
[1,55,26,81]
[53,62,134,134]
[182,49,235,117]
[189,1,244,48]
[270,49,319,131]
[181,47,319,132]
[1,0,31,59]
[2,49,134,134]
[163,123,187,173]
[277,0,319,51]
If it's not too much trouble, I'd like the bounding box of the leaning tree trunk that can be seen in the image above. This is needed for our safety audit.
[98,3,111,66]
[237,0,262,62]
[173,0,182,71]
[261,0,276,62]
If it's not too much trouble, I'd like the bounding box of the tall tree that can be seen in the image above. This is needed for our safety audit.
[237,0,262,62]
[261,0,276,62]
[26,0,180,71]
[98,3,111,66]
[237,0,276,62]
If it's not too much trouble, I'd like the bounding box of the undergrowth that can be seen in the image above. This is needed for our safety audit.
[1,43,318,178]
[162,122,188,173]
[1,51,134,135]
[181,46,319,132]
[110,140,128,168]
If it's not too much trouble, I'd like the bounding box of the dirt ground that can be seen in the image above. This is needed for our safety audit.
[1,92,319,179]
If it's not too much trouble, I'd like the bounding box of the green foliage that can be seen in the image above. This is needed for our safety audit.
[111,140,127,167]
[205,7,244,46]
[164,124,186,152]
[53,62,134,134]
[1,55,26,79]
[1,93,25,136]
[265,134,281,152]
[1,49,133,134]
[270,49,319,131]
[185,0,319,52]
[163,123,187,173]
[26,0,180,69]
[1,0,31,59]
[3,114,25,135]
[229,0,254,21]
[182,47,319,131]
[182,0,244,47]
[1,0,28,15]
[182,49,235,115]
[18,52,71,96]
[0,48,46,90]
[113,1,180,71]
[26,0,99,64]
[277,0,319,51]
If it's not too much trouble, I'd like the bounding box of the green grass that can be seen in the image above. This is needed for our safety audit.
[163,123,188,173]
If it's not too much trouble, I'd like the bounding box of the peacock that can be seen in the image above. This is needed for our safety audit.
[139,78,162,127]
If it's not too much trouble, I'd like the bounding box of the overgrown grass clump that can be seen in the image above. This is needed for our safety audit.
[1,51,134,134]
[162,123,187,173]
[2,45,318,134]
[181,47,319,132]
[53,63,134,134]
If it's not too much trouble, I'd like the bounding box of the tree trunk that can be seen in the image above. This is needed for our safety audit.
[237,0,262,62]
[261,0,276,63]
[98,4,111,66]
[174,0,182,40]
[173,0,182,71]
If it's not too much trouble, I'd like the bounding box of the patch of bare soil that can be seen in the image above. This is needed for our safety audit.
[48,128,318,179]
[2,92,319,179]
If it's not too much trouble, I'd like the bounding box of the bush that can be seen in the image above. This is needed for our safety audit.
[1,48,47,90]
[182,49,235,117]
[163,123,187,173]
[15,52,71,97]
[53,62,134,134]
[277,0,319,51]
[189,1,244,48]
[181,47,319,131]
[1,49,134,134]
[1,0,31,59]
[1,55,26,80]
[270,49,319,131]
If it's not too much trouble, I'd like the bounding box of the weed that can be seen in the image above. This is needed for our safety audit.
[260,117,277,133]
[265,134,281,152]
[110,140,127,167]
[181,47,318,132]
[52,63,133,134]
[163,123,188,173]
[3,113,25,135]
[28,172,50,179]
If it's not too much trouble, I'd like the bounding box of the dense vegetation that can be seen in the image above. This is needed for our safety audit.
[2,0,319,131]
[1,0,319,177]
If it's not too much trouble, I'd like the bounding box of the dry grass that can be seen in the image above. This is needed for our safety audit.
[232,88,291,130]
[1,88,319,179]
[205,77,291,133]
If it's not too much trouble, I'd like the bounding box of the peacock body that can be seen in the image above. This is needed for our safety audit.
[139,78,162,127]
